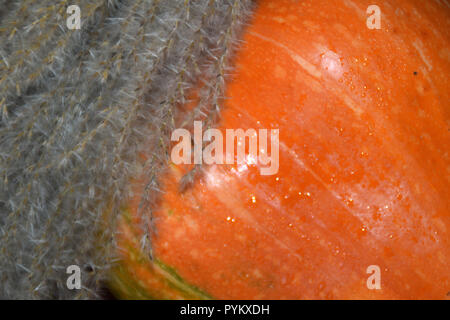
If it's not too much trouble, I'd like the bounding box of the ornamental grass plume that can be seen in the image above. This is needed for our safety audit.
[0,0,253,299]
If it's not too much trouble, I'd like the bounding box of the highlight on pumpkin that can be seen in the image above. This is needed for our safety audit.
[0,0,449,302]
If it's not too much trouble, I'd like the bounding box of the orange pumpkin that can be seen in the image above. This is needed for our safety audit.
[111,0,450,299]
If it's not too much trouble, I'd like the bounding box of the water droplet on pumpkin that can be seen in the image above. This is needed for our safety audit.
[345,198,355,207]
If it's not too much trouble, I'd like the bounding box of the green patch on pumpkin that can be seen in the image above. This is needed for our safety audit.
[110,208,212,300]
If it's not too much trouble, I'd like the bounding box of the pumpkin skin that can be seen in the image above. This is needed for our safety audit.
[112,0,450,299]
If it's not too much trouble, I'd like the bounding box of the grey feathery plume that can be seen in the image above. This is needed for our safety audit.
[0,0,253,299]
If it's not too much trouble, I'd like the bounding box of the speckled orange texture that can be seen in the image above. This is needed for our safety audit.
[118,0,450,299]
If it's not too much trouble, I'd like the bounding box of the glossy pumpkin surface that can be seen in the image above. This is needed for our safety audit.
[112,0,450,299]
